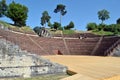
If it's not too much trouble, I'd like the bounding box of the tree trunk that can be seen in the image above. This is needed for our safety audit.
[45,23,46,27]
[60,13,62,26]
[101,20,104,24]
[14,21,16,26]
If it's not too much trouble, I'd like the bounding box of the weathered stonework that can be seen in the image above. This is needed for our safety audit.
[110,44,120,56]
[36,27,51,37]
[0,39,67,78]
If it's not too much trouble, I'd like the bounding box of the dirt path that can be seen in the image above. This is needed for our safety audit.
[43,55,120,80]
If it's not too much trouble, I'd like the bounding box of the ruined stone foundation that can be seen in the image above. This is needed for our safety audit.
[0,39,67,78]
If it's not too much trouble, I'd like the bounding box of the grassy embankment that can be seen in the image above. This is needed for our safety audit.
[0,20,35,34]
[1,20,119,36]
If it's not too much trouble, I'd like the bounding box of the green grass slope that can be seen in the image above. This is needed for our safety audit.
[0,20,35,34]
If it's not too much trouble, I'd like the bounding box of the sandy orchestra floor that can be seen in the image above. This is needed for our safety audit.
[43,55,120,80]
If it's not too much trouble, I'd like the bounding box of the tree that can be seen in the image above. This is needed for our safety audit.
[0,0,7,17]
[86,23,97,31]
[41,11,51,27]
[64,21,74,30]
[6,1,28,27]
[117,18,120,24]
[54,4,67,25]
[98,23,107,31]
[33,26,42,36]
[97,9,110,24]
[33,26,40,35]
[48,21,53,29]
[53,22,61,30]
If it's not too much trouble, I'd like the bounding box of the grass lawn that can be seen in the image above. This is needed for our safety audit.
[0,20,34,34]
[92,30,114,36]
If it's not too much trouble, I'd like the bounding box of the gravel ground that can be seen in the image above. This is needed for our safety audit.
[102,75,120,80]
[43,55,120,80]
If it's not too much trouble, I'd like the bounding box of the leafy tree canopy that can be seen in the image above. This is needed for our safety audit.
[0,0,7,17]
[97,9,110,24]
[41,11,51,27]
[54,4,67,16]
[54,4,67,25]
[33,26,42,36]
[53,22,61,30]
[86,23,97,31]
[48,21,53,29]
[117,18,120,24]
[64,21,74,30]
[6,1,28,27]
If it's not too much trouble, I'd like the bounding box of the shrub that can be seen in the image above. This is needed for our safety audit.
[86,23,97,30]
[97,23,107,31]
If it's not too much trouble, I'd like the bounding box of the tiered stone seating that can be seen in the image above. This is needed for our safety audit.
[0,29,68,55]
[0,29,45,55]
[53,33,101,38]
[65,38,100,55]
[0,29,120,56]
[30,36,68,55]
[94,36,120,56]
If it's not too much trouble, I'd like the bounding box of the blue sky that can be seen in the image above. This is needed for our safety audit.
[1,0,120,30]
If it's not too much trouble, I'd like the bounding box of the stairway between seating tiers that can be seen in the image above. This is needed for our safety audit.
[0,29,120,56]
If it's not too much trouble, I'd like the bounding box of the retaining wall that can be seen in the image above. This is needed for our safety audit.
[0,39,67,78]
